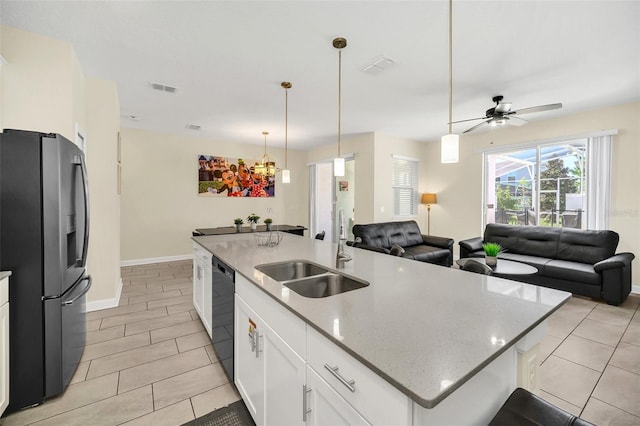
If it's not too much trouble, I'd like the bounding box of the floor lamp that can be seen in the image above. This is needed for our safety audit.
[421,193,437,235]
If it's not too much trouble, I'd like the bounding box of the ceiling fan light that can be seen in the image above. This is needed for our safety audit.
[282,169,290,184]
[441,133,459,163]
[334,157,345,176]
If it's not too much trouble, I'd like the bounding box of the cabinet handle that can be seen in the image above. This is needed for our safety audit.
[302,384,312,422]
[255,332,263,358]
[324,364,356,392]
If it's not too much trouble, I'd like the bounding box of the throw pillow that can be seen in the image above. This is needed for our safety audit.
[389,244,405,256]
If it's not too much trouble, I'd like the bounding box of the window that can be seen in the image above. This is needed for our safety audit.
[483,133,613,230]
[392,155,419,217]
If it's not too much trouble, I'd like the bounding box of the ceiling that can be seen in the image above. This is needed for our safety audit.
[1,1,638,151]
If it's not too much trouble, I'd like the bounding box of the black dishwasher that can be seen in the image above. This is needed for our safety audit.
[211,256,235,382]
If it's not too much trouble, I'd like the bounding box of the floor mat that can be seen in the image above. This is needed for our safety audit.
[183,400,255,426]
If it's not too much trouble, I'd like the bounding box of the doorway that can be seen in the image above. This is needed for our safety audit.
[309,159,355,243]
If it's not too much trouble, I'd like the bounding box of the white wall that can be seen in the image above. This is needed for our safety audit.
[85,78,121,306]
[423,102,640,269]
[120,127,308,261]
[0,26,78,139]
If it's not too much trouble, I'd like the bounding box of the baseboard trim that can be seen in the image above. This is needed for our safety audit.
[87,277,123,312]
[120,254,193,267]
[632,285,640,295]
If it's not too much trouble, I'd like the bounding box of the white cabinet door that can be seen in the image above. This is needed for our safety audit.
[305,366,371,426]
[202,262,212,337]
[192,249,204,318]
[0,276,9,416]
[264,327,305,426]
[236,294,306,426]
[235,295,265,425]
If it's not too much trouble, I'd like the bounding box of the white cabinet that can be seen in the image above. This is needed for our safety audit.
[1,274,10,416]
[235,294,305,426]
[235,274,410,426]
[305,365,370,426]
[192,243,212,338]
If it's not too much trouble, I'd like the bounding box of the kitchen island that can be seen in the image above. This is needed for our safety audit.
[193,232,570,425]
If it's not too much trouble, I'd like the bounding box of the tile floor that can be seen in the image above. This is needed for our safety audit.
[1,260,639,425]
[2,260,240,426]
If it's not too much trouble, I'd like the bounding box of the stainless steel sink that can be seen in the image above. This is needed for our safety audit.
[255,260,369,298]
[283,273,369,298]
[255,260,330,282]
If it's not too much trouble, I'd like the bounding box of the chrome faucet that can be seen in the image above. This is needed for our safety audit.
[336,238,352,268]
[336,208,352,268]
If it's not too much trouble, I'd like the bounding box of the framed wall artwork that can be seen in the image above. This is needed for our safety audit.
[198,155,275,197]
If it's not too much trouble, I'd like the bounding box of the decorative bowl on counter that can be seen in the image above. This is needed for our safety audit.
[254,231,283,247]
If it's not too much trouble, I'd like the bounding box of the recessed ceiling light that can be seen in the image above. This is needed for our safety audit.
[186,124,201,130]
[148,81,177,93]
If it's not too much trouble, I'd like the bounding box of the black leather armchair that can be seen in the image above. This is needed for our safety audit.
[352,220,454,267]
[459,223,635,305]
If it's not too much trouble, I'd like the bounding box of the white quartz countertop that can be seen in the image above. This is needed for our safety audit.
[193,233,570,409]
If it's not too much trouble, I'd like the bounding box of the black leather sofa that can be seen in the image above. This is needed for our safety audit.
[352,220,454,267]
[459,223,635,305]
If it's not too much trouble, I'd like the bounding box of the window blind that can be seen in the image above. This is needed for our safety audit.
[392,157,418,217]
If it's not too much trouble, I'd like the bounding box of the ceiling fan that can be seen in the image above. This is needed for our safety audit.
[452,95,562,134]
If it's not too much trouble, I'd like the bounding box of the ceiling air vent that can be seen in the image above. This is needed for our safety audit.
[149,81,177,93]
[186,124,201,131]
[361,55,395,76]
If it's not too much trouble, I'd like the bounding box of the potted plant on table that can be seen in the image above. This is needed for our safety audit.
[264,218,273,231]
[233,218,244,232]
[247,213,260,231]
[482,242,502,267]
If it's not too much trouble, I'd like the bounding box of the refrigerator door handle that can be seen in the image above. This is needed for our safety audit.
[62,276,92,306]
[73,154,90,268]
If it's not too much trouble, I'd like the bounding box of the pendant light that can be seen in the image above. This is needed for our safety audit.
[441,0,459,164]
[255,131,275,178]
[281,81,291,184]
[333,37,347,177]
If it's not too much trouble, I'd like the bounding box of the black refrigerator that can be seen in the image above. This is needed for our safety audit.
[0,129,92,414]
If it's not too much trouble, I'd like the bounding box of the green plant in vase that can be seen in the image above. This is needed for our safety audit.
[247,213,260,231]
[234,218,244,232]
[264,218,273,231]
[482,242,502,267]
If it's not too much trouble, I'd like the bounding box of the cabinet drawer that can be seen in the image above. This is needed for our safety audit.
[0,277,7,306]
[307,326,411,425]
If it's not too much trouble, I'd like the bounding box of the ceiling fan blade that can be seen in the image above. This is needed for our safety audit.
[511,103,562,115]
[450,116,486,124]
[495,102,512,113]
[463,119,491,134]
[507,116,528,126]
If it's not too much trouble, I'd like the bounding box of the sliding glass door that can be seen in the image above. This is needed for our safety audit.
[485,140,587,228]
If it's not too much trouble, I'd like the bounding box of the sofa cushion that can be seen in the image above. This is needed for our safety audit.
[484,223,521,253]
[403,245,450,264]
[499,253,551,273]
[353,221,424,249]
[557,228,619,264]
[516,226,561,258]
[544,259,601,286]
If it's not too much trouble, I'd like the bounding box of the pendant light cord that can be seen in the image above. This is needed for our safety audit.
[338,48,342,157]
[285,87,288,168]
[448,0,453,134]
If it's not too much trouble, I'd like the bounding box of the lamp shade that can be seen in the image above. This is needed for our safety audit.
[441,133,459,163]
[281,169,290,184]
[421,193,437,205]
[334,157,345,177]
